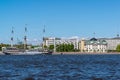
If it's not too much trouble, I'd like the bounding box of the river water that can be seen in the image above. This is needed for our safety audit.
[0,54,120,80]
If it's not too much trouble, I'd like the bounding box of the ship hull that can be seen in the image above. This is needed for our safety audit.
[3,51,52,55]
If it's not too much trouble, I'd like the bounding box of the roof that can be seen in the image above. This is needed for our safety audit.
[85,38,107,45]
[90,38,97,41]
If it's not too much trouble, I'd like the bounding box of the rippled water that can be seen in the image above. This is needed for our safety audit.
[0,54,120,80]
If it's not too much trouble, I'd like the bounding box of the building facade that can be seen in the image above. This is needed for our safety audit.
[81,38,107,53]
[79,39,85,52]
[103,37,120,50]
[43,37,79,50]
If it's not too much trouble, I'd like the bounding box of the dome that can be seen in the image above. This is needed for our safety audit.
[90,38,97,41]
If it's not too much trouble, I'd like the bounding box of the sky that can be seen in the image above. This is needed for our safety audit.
[0,0,120,44]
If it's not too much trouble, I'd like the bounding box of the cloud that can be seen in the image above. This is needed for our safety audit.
[69,36,79,39]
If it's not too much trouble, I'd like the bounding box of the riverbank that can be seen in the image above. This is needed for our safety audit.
[1,51,120,55]
[52,52,120,55]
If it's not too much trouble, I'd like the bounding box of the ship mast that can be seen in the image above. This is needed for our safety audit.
[24,24,27,50]
[42,25,45,51]
[11,27,14,47]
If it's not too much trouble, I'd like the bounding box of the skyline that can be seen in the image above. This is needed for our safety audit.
[0,0,120,44]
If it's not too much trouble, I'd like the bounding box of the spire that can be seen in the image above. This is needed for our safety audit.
[93,32,96,38]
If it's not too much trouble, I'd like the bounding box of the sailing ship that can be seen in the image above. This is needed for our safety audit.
[2,47,25,55]
[3,26,52,55]
[2,27,23,55]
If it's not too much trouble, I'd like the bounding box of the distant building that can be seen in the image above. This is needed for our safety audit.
[80,38,107,53]
[43,37,60,47]
[43,37,79,50]
[103,37,120,50]
[79,39,85,52]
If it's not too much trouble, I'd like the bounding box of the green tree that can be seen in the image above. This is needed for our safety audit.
[56,44,75,52]
[116,44,120,52]
[70,44,74,51]
[44,45,48,49]
[49,45,54,50]
[0,43,11,51]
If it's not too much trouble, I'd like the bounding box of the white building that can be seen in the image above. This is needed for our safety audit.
[103,37,120,50]
[84,38,107,53]
[43,37,79,50]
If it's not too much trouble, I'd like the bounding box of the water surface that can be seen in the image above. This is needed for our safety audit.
[0,54,120,80]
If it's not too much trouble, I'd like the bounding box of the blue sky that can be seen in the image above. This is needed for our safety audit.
[0,0,120,44]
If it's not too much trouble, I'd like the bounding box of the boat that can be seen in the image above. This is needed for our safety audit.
[2,47,24,55]
[25,50,43,55]
[2,47,44,55]
[2,47,52,55]
[2,27,53,55]
[41,50,53,55]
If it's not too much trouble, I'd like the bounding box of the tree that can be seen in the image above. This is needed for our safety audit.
[44,45,48,49]
[49,45,54,50]
[0,43,10,51]
[70,44,74,51]
[56,44,75,52]
[116,44,120,52]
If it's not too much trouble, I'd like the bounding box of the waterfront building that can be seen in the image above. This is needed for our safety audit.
[102,37,120,50]
[43,37,79,50]
[79,39,85,52]
[43,37,60,47]
[82,38,107,53]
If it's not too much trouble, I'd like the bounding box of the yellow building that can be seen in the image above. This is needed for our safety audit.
[79,39,85,52]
